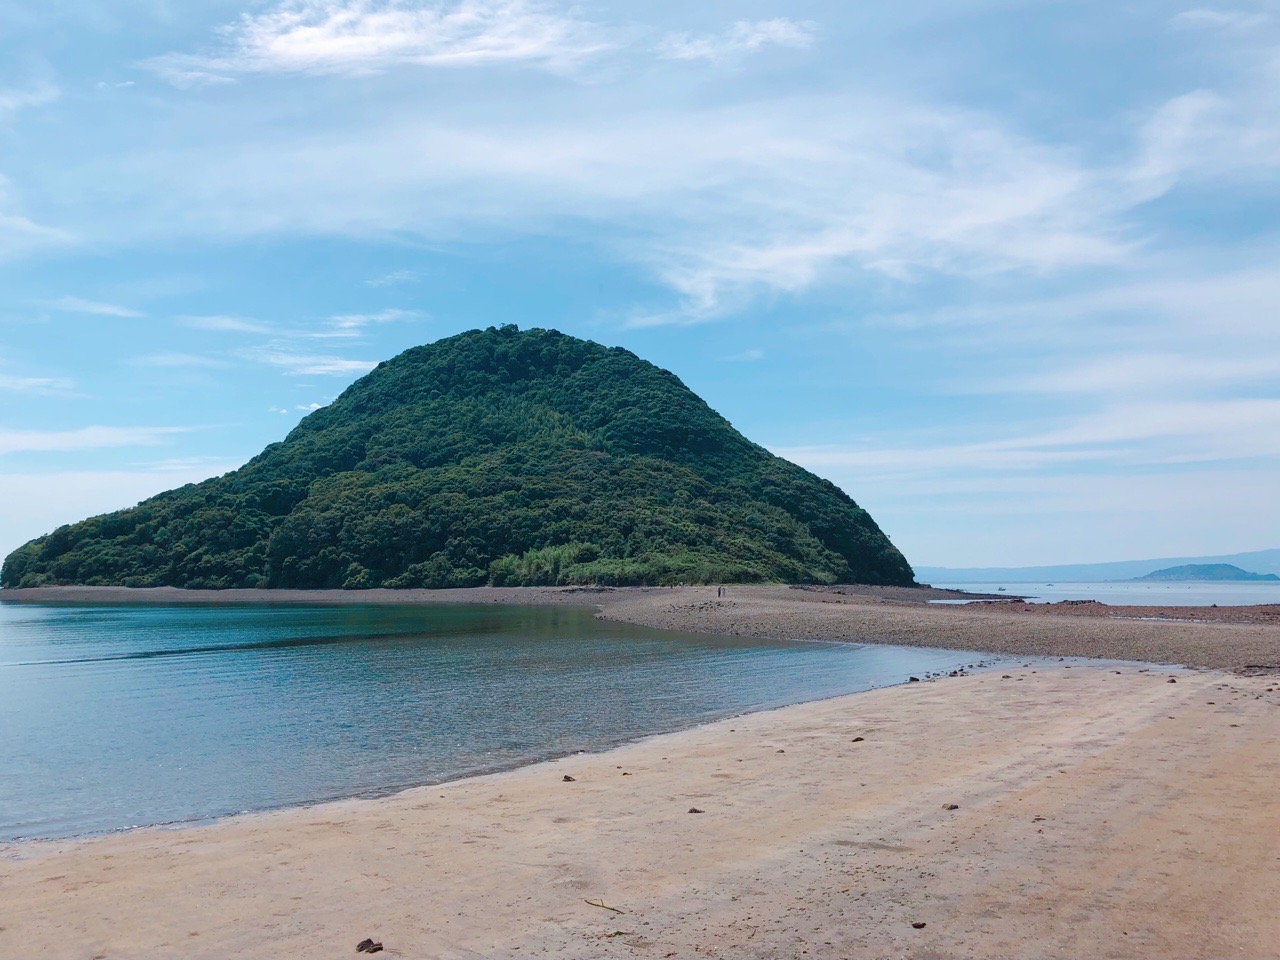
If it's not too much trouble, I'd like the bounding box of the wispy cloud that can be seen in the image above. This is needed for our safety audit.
[181,315,277,335]
[245,347,378,375]
[0,373,77,394]
[0,82,59,118]
[1170,8,1269,31]
[103,94,1137,322]
[365,269,424,287]
[148,0,610,85]
[49,296,144,318]
[777,398,1280,481]
[322,307,423,336]
[657,19,816,64]
[972,354,1280,397]
[0,172,74,258]
[0,426,189,456]
[132,352,228,368]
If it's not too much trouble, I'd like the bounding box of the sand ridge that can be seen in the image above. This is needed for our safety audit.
[1,666,1277,959]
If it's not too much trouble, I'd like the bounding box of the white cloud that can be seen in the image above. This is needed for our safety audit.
[322,307,423,336]
[245,347,378,375]
[98,94,1137,321]
[0,373,77,394]
[182,314,276,335]
[0,82,59,118]
[0,175,73,259]
[148,0,610,85]
[49,296,144,318]
[775,398,1280,481]
[1171,8,1269,31]
[725,348,765,361]
[133,352,227,368]
[657,18,816,64]
[973,353,1280,397]
[365,268,424,286]
[0,426,188,457]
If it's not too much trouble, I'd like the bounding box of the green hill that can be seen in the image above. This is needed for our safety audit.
[2,326,914,590]
[1134,563,1280,582]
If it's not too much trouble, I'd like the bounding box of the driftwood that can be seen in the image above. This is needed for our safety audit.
[584,898,626,915]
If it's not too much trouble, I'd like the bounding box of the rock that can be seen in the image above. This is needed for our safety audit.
[851,736,865,743]
[562,775,576,782]
[622,771,632,776]
[908,676,921,683]
[777,749,785,753]
[943,803,959,810]
[688,807,705,814]
[1002,675,1012,679]
[356,939,379,953]
[1168,678,1177,684]
[912,921,927,929]
[367,945,383,955]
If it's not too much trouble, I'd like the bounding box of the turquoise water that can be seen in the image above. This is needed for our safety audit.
[0,602,1001,842]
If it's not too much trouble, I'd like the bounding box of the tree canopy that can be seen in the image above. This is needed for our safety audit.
[2,326,915,589]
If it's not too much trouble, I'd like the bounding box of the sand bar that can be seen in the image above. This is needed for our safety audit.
[1,666,1277,959]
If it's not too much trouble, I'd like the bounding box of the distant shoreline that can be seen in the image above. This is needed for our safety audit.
[5,583,1279,673]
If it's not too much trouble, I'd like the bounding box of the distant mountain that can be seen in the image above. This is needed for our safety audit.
[2,326,914,590]
[1134,564,1280,583]
[915,548,1280,583]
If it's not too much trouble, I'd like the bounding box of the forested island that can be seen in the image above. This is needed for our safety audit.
[2,326,914,590]
[1134,563,1280,582]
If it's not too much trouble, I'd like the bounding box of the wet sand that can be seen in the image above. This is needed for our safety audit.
[1,666,1277,959]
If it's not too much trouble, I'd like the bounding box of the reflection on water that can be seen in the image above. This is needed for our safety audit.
[0,602,999,841]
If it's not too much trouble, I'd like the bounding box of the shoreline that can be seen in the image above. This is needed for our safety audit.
[3,665,1276,958]
[5,582,1280,672]
[3,650,1021,847]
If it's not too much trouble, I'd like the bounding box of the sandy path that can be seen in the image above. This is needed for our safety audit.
[599,586,1280,672]
[2,666,1276,959]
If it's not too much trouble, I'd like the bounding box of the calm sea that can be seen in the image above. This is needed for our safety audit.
[935,581,1280,606]
[0,602,1001,842]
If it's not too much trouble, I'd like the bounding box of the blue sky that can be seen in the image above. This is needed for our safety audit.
[2,0,1278,568]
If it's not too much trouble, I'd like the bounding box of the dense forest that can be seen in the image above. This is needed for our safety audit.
[2,326,915,589]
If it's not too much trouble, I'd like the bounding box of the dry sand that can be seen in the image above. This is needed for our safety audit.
[1,666,1277,959]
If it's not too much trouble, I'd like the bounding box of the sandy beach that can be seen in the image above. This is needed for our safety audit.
[1,665,1277,959]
